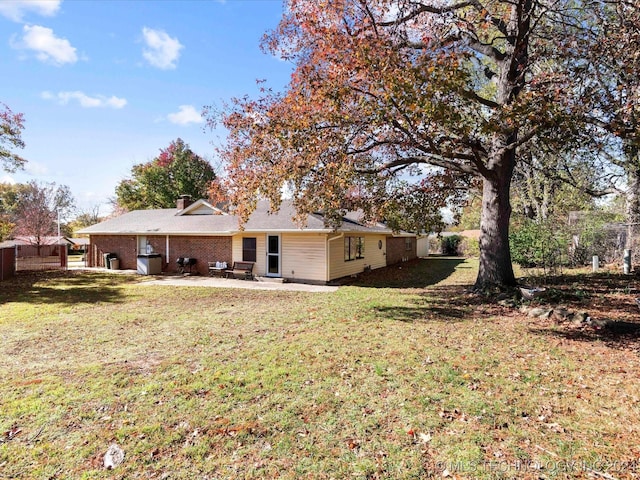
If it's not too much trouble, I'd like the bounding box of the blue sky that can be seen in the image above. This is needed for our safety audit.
[0,0,292,216]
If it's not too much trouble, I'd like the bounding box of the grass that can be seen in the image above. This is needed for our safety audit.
[1,259,640,479]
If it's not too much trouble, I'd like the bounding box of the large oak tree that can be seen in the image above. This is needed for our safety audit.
[211,0,593,289]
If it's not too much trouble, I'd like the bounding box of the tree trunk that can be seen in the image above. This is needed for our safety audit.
[472,0,528,290]
[475,148,517,290]
[625,142,640,251]
[625,143,640,223]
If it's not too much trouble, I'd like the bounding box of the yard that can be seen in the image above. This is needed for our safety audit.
[1,258,639,479]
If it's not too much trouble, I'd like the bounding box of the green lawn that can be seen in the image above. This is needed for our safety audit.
[1,259,639,479]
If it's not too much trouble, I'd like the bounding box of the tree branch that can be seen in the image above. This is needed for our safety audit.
[376,1,479,27]
[355,153,480,176]
[459,87,500,109]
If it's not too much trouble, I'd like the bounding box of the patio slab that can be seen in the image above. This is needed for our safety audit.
[139,274,339,292]
[70,266,339,292]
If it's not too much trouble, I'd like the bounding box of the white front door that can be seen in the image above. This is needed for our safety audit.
[266,234,280,277]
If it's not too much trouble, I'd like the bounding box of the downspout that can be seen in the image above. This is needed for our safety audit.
[166,235,170,265]
[327,232,344,283]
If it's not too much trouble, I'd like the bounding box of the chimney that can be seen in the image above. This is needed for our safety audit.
[177,195,193,210]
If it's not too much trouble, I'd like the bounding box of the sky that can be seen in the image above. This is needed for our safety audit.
[0,0,292,217]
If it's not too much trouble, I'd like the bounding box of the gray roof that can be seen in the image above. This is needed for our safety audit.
[66,237,90,246]
[0,236,70,247]
[77,200,397,236]
[78,207,238,235]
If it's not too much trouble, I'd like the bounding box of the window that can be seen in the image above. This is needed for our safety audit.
[242,237,257,262]
[344,236,365,261]
[405,237,413,251]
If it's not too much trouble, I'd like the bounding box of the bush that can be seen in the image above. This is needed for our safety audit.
[427,235,441,255]
[459,237,480,257]
[441,235,462,255]
[510,219,567,269]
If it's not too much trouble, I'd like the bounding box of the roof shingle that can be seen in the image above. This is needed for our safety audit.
[78,200,395,235]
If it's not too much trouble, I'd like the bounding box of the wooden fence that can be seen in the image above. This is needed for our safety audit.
[15,244,67,272]
[0,247,15,281]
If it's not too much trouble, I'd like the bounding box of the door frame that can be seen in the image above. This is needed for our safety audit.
[266,234,281,277]
[137,235,147,254]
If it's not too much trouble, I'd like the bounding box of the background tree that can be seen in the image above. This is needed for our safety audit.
[511,151,600,223]
[210,0,594,289]
[13,181,75,250]
[67,206,103,234]
[115,138,217,210]
[452,192,481,231]
[0,102,26,172]
[511,1,638,229]
[581,2,640,227]
[0,182,26,241]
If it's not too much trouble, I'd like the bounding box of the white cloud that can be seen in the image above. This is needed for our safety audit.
[0,0,61,22]
[141,27,183,70]
[167,105,204,125]
[0,175,17,185]
[11,25,77,66]
[41,91,127,109]
[25,161,48,176]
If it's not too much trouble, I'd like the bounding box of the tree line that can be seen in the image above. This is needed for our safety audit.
[0,138,216,244]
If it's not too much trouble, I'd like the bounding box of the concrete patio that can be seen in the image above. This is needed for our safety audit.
[72,266,339,293]
[139,274,339,292]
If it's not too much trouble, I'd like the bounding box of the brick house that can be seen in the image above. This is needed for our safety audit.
[78,198,417,284]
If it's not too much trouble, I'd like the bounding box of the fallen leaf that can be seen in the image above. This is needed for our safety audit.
[4,426,22,441]
[545,422,565,433]
[345,438,360,449]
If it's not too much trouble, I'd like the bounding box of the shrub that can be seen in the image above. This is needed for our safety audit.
[459,237,480,257]
[510,219,567,269]
[441,235,462,255]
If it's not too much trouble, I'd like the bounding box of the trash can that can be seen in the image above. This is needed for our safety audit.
[103,253,116,269]
[109,257,120,270]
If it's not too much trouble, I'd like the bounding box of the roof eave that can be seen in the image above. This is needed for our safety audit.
[83,231,237,236]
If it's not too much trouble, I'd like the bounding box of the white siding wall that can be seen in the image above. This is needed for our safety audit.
[417,236,430,257]
[233,233,327,282]
[232,232,388,283]
[328,234,387,281]
[281,233,327,283]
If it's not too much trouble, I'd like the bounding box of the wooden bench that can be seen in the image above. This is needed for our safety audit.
[225,261,254,280]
